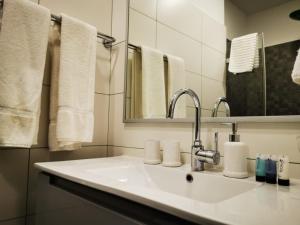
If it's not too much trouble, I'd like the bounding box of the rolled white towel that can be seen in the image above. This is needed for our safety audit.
[292,48,300,85]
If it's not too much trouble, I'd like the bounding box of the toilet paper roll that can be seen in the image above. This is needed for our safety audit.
[144,140,161,164]
[162,140,182,167]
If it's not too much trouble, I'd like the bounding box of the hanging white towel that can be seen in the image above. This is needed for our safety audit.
[48,24,81,151]
[292,48,300,85]
[141,46,166,118]
[50,14,97,151]
[0,0,50,147]
[229,33,259,74]
[130,49,143,119]
[165,54,186,118]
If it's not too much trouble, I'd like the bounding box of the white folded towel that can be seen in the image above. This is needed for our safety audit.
[49,14,97,151]
[48,24,81,151]
[141,46,166,118]
[130,50,143,119]
[292,48,300,85]
[0,0,50,148]
[229,33,259,74]
[165,54,186,118]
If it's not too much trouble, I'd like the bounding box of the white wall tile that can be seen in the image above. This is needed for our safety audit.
[108,146,191,164]
[129,9,156,47]
[157,23,202,74]
[202,77,225,110]
[202,45,226,82]
[108,94,193,153]
[108,146,144,157]
[186,71,202,107]
[95,43,111,94]
[157,0,202,42]
[202,13,226,54]
[204,123,300,163]
[112,0,128,44]
[40,0,112,35]
[192,0,224,25]
[202,108,212,118]
[110,42,126,94]
[130,0,157,19]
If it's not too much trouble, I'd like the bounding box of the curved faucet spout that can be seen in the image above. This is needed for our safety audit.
[211,97,230,117]
[167,88,201,146]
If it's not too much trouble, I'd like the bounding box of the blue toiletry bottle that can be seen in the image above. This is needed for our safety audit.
[265,155,277,184]
[256,154,266,182]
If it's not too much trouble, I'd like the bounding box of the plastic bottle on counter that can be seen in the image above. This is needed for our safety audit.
[278,155,290,186]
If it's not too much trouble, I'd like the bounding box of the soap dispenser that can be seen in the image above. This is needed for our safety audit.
[223,123,249,178]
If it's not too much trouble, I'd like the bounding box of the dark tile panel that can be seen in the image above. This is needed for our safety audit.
[226,40,264,116]
[226,39,300,116]
[0,218,25,225]
[266,40,300,115]
[0,149,29,221]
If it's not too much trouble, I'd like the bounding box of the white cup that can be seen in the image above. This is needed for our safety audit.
[162,140,182,167]
[144,140,161,164]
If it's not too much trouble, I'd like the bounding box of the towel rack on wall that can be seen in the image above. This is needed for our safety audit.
[0,0,116,48]
[128,43,168,62]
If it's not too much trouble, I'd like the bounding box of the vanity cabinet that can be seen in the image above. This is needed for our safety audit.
[29,173,200,225]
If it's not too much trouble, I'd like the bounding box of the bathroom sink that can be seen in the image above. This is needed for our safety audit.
[86,164,259,203]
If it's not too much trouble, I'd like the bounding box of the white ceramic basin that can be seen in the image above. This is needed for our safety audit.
[86,163,259,203]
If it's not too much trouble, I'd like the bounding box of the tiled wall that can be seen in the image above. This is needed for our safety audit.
[127,0,227,117]
[109,0,300,180]
[0,0,112,224]
[109,0,227,159]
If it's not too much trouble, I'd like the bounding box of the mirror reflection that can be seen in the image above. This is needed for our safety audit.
[125,0,300,121]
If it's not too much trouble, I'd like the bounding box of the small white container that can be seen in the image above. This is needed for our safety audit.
[162,140,182,167]
[144,140,161,164]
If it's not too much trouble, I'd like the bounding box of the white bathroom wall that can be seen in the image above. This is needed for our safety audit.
[247,0,300,47]
[225,0,247,40]
[225,0,300,47]
[109,0,300,179]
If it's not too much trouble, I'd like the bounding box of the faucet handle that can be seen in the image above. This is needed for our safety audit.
[214,132,218,152]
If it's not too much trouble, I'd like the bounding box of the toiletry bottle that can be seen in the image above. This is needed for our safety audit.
[256,154,266,182]
[265,155,277,184]
[223,123,249,178]
[278,155,290,186]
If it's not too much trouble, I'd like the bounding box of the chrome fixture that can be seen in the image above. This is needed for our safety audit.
[167,89,220,171]
[211,97,231,117]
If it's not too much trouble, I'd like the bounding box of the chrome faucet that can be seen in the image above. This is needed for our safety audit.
[167,89,220,171]
[211,97,230,117]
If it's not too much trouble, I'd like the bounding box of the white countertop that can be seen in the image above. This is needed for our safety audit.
[35,156,300,225]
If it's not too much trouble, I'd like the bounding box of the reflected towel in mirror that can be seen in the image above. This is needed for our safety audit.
[141,46,166,118]
[292,48,300,85]
[229,33,259,74]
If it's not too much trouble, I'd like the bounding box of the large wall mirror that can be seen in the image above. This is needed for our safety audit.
[124,0,300,123]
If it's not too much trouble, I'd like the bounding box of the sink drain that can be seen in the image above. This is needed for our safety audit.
[186,174,193,183]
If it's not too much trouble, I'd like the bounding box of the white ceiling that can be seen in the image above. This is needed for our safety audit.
[229,0,294,14]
